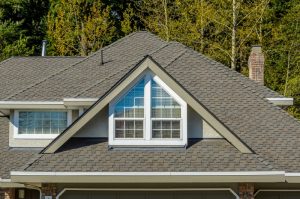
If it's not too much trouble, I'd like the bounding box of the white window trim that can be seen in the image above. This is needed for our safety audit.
[109,73,187,147]
[13,110,72,139]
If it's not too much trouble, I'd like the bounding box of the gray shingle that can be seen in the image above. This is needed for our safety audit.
[0,117,39,179]
[0,31,299,177]
[0,56,84,100]
[24,138,272,172]
[2,32,280,101]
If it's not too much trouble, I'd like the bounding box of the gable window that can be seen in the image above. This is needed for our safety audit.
[109,72,187,146]
[14,110,72,139]
[114,79,144,139]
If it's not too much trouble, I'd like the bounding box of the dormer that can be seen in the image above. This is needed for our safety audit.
[108,71,187,147]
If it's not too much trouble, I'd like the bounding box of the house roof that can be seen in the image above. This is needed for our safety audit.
[1,31,281,101]
[23,138,272,173]
[0,56,84,100]
[0,117,40,179]
[1,31,300,181]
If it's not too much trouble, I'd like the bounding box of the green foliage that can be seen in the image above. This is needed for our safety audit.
[0,0,49,61]
[47,0,116,56]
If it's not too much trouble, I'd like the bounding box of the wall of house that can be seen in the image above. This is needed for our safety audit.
[75,106,108,138]
[187,106,222,138]
[74,106,222,139]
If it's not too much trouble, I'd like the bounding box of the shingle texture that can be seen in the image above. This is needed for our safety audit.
[0,31,299,178]
[24,138,272,172]
[0,56,84,100]
[2,32,280,101]
[0,117,39,179]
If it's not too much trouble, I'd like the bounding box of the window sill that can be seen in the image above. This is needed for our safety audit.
[14,134,59,139]
[109,139,187,147]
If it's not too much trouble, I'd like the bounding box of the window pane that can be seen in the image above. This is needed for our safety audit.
[115,120,144,139]
[151,80,181,139]
[151,80,181,118]
[114,79,144,119]
[18,111,67,135]
[114,79,145,139]
[152,130,161,138]
[135,130,143,138]
[152,120,181,139]
[115,129,124,138]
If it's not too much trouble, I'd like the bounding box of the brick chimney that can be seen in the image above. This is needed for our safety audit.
[248,45,265,84]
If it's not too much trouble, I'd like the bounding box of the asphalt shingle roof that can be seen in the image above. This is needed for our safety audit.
[0,56,84,100]
[0,31,299,178]
[24,138,272,172]
[0,117,39,179]
[2,32,281,101]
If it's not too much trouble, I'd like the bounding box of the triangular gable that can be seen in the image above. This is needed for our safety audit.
[43,56,252,153]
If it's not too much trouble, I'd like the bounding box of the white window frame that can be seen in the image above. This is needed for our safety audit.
[13,109,72,139]
[109,73,187,147]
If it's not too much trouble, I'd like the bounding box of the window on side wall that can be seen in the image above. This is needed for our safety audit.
[109,72,187,147]
[14,110,72,139]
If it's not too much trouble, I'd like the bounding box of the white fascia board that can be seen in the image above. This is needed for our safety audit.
[10,171,286,183]
[285,173,300,183]
[266,98,294,106]
[0,101,65,109]
[63,98,98,106]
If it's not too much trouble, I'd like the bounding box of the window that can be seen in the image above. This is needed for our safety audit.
[151,80,181,139]
[114,79,144,139]
[14,110,72,139]
[109,72,187,146]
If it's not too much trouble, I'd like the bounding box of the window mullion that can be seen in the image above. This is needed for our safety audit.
[145,74,152,141]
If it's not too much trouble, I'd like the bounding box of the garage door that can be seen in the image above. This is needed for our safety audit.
[61,190,236,199]
[256,191,300,199]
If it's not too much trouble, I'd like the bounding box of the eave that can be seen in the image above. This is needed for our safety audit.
[10,171,286,183]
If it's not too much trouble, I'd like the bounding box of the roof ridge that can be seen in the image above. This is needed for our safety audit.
[72,43,170,97]
[4,32,149,101]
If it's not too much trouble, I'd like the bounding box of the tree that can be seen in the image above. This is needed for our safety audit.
[47,0,116,56]
[0,0,46,61]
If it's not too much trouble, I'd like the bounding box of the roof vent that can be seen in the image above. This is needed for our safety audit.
[248,45,265,84]
[41,40,47,56]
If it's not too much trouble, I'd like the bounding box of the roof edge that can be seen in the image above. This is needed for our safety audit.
[10,171,286,183]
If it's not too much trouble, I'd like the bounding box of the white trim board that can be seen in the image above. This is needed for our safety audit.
[56,188,239,199]
[266,98,294,106]
[43,56,252,154]
[10,171,285,183]
[0,98,99,109]
[285,173,300,183]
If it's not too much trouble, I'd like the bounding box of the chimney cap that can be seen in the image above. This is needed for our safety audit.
[251,45,262,53]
